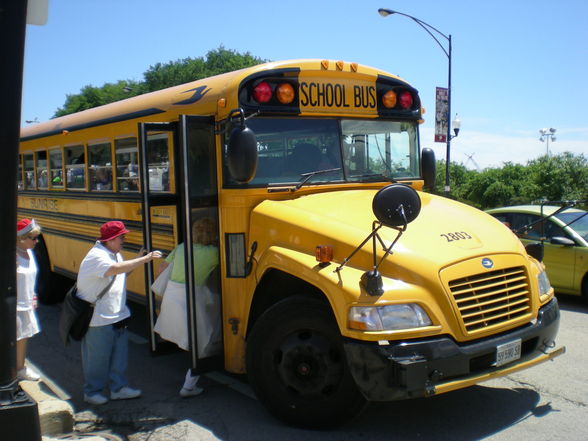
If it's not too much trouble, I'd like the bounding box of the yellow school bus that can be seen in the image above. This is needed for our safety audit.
[19,59,564,428]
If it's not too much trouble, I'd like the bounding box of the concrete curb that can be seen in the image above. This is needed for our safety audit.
[19,378,74,437]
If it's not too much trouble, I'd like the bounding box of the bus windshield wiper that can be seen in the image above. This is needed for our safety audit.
[294,168,342,191]
[267,168,342,193]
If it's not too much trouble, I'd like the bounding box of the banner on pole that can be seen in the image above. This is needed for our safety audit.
[435,87,448,143]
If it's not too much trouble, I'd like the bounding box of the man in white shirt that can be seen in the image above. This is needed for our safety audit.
[77,221,162,405]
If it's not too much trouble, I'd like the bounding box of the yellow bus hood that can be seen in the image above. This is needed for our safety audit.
[250,188,527,277]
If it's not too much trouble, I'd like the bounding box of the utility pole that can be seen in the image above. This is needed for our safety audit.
[0,1,44,439]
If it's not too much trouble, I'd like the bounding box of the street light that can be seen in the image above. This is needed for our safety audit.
[451,114,461,138]
[539,128,556,156]
[378,8,455,196]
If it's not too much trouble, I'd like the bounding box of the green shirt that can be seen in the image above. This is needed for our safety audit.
[166,243,219,286]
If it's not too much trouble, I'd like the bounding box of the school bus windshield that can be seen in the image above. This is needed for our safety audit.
[224,117,420,187]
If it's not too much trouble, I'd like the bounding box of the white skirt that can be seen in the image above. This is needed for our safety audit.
[17,309,40,340]
[154,280,190,351]
[154,280,222,357]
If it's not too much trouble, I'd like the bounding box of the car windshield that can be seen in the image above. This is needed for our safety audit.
[555,211,588,241]
[223,117,420,187]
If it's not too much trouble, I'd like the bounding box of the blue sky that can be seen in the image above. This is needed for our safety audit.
[22,0,587,169]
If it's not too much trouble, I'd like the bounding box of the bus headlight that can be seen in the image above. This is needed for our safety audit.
[348,304,432,331]
[538,269,552,296]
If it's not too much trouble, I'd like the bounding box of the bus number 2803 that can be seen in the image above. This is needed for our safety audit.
[440,231,473,242]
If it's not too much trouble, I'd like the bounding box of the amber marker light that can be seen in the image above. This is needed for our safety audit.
[382,90,397,108]
[276,83,295,104]
[315,245,333,264]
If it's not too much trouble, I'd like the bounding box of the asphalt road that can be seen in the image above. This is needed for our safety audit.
[28,294,588,441]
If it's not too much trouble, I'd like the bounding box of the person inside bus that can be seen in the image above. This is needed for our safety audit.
[93,167,112,191]
[16,218,43,382]
[77,221,162,405]
[153,217,220,397]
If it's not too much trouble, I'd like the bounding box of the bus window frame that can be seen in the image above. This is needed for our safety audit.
[114,136,140,193]
[64,144,87,191]
[23,152,35,190]
[48,147,64,190]
[88,140,114,192]
[146,132,173,193]
[35,150,49,190]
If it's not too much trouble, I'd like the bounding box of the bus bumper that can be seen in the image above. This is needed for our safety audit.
[343,298,565,401]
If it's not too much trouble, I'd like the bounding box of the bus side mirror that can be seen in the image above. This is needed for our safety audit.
[226,111,258,184]
[372,184,421,228]
[421,148,436,192]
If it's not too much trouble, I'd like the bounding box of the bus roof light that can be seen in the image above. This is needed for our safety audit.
[252,81,272,103]
[399,91,413,109]
[276,83,295,104]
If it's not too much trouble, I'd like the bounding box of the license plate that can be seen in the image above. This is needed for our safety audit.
[495,339,522,367]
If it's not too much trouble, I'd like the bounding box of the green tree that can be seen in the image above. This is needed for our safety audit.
[433,160,477,202]
[525,152,588,202]
[53,46,266,117]
[439,152,587,211]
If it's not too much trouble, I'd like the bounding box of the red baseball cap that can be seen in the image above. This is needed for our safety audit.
[98,221,130,242]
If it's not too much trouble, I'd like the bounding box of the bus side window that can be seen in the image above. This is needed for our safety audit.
[23,153,35,190]
[18,155,24,190]
[35,150,48,189]
[65,145,86,190]
[115,138,139,192]
[89,142,113,191]
[147,133,170,192]
[49,148,64,188]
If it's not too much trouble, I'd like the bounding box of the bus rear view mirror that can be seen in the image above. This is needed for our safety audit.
[421,148,436,192]
[372,184,421,228]
[227,109,258,184]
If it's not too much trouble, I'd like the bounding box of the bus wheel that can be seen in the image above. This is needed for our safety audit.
[246,296,367,428]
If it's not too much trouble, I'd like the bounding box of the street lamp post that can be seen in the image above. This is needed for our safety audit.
[539,128,556,156]
[378,8,456,196]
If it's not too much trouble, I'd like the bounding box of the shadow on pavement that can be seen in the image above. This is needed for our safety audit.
[28,302,557,441]
[556,293,588,313]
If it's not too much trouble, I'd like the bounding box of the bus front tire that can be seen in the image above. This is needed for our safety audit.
[246,296,367,429]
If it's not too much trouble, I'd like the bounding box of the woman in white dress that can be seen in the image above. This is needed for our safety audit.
[154,217,220,397]
[16,218,42,381]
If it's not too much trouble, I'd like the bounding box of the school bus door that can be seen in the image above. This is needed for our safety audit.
[139,117,223,373]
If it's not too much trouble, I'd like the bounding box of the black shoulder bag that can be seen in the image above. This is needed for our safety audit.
[59,276,116,345]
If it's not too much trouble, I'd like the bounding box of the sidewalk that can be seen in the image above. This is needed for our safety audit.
[19,361,121,441]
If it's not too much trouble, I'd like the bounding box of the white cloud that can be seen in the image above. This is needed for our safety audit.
[420,128,588,170]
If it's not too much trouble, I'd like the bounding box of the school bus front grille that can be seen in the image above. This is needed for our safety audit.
[448,266,531,333]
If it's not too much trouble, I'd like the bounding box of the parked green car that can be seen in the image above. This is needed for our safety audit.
[487,205,588,299]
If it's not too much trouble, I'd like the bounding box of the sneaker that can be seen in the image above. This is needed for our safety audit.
[17,367,40,381]
[179,386,203,397]
[84,393,108,405]
[182,370,200,390]
[110,386,142,400]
